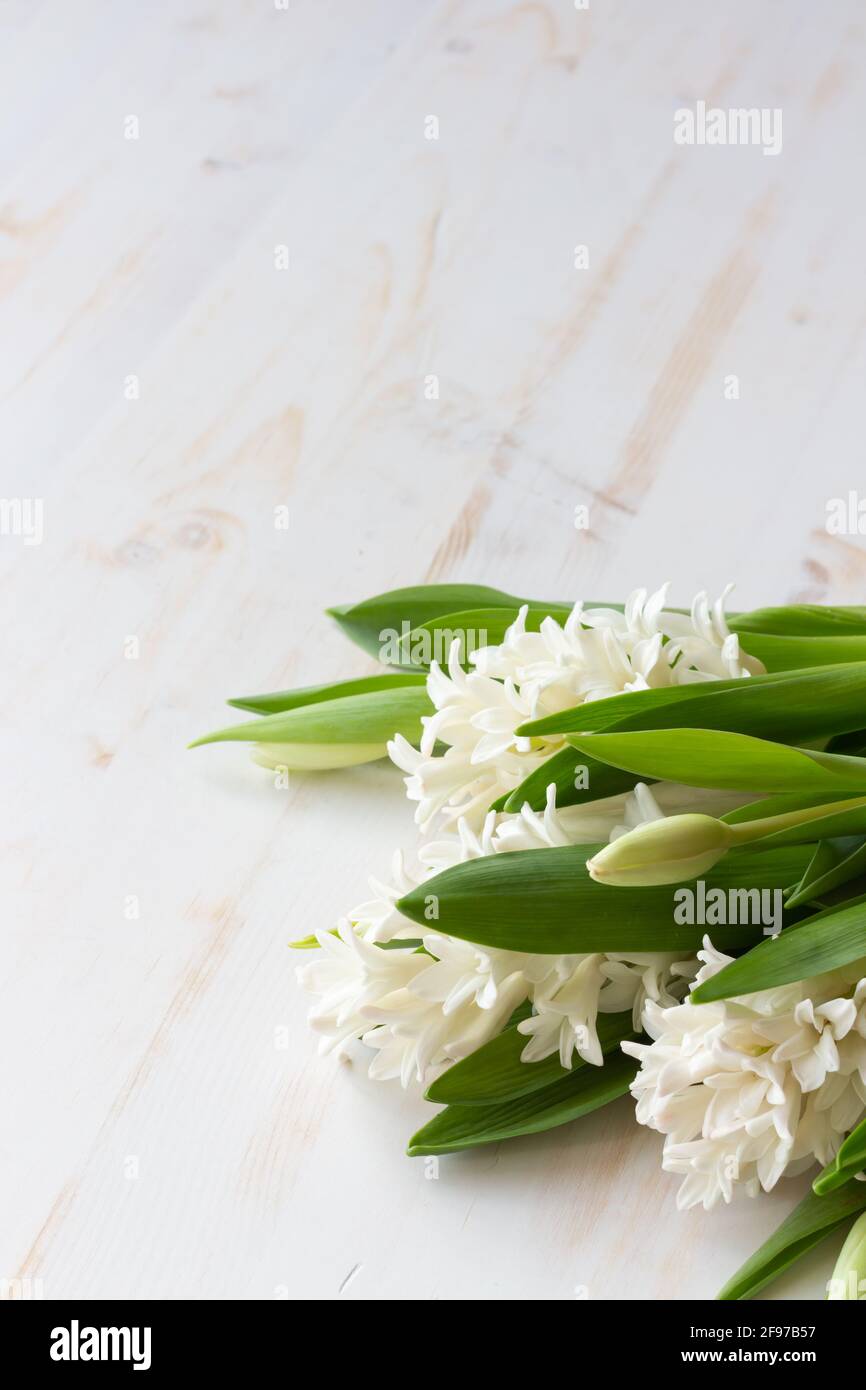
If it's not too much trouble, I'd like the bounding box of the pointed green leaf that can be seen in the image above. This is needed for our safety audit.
[328,588,866,671]
[786,838,854,905]
[397,843,809,954]
[190,685,432,748]
[785,837,866,909]
[517,662,866,741]
[691,897,866,1003]
[813,1114,866,1195]
[736,632,866,671]
[717,1183,866,1300]
[566,728,866,795]
[731,605,866,637]
[501,748,645,814]
[227,671,426,715]
[326,584,531,660]
[407,1051,637,1155]
[291,929,425,951]
[425,1011,637,1105]
[517,670,796,738]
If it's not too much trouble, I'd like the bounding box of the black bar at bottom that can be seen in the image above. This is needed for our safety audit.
[1,1297,856,1374]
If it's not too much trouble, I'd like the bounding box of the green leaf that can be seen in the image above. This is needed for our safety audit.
[813,1113,866,1195]
[425,1011,637,1105]
[786,838,854,904]
[517,662,866,741]
[502,748,646,814]
[717,1182,866,1300]
[326,584,531,660]
[407,1052,637,1155]
[785,837,866,909]
[189,685,432,748]
[504,671,836,812]
[291,930,425,953]
[734,632,866,672]
[690,897,866,1003]
[328,589,866,668]
[731,605,866,637]
[326,586,646,664]
[227,671,427,715]
[566,728,866,795]
[289,932,327,949]
[397,843,809,954]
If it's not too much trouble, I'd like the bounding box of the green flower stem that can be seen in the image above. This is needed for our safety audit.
[727,795,866,846]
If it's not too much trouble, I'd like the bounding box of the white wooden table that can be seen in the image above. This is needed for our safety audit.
[2,0,865,1300]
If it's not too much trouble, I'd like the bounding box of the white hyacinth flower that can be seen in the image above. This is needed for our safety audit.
[297,920,430,1055]
[623,941,866,1210]
[345,849,426,944]
[299,781,745,1088]
[360,973,527,1088]
[358,932,529,1088]
[517,954,607,1067]
[388,584,763,832]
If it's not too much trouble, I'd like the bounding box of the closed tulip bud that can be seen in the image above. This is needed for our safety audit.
[827,1210,866,1300]
[586,814,736,887]
[188,684,430,772]
[252,741,386,771]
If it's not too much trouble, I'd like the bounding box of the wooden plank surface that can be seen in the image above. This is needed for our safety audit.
[2,0,866,1300]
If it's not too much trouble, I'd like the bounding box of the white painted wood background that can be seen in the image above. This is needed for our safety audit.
[2,0,865,1301]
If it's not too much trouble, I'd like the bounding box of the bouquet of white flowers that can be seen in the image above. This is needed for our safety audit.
[193,582,866,1300]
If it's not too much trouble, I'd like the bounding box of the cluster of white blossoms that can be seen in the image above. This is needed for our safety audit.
[388,584,763,831]
[624,940,866,1211]
[296,781,711,1086]
[298,585,758,1090]
[295,580,866,1213]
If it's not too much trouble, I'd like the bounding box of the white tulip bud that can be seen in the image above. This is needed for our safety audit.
[586,814,735,887]
[252,741,386,771]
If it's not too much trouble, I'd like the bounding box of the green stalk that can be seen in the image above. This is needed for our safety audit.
[728,795,866,847]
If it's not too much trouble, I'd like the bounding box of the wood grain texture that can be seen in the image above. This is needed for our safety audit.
[2,0,865,1300]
